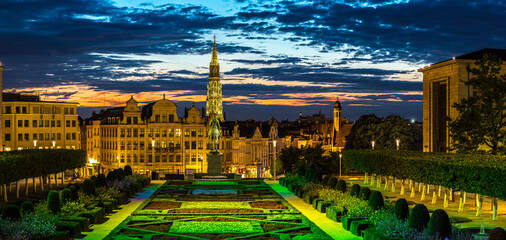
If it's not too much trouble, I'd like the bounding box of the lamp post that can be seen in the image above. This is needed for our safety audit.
[116,156,119,169]
[33,140,37,149]
[52,141,56,149]
[200,155,203,173]
[151,139,155,178]
[371,141,375,150]
[339,153,342,178]
[273,140,277,180]
[396,139,400,150]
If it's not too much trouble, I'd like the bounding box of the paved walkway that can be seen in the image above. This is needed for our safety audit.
[81,181,163,240]
[265,180,361,240]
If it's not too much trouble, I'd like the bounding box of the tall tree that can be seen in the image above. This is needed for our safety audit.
[448,53,506,155]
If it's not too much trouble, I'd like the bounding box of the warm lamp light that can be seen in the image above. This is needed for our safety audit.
[371,141,375,149]
[396,139,400,150]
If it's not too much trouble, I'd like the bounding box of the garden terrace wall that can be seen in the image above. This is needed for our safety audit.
[343,150,506,200]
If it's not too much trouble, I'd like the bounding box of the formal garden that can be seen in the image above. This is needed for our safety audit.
[279,149,506,240]
[103,179,332,239]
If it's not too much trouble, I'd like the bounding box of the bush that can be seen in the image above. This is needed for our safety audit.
[69,185,79,201]
[124,165,133,176]
[327,176,338,188]
[322,175,331,185]
[61,201,87,217]
[408,204,430,232]
[115,168,125,180]
[313,171,323,183]
[358,186,371,201]
[369,210,411,238]
[61,188,72,204]
[297,165,306,176]
[394,198,409,220]
[90,175,98,185]
[368,191,384,210]
[20,201,35,213]
[107,171,118,182]
[82,179,96,195]
[350,184,361,197]
[1,204,21,220]
[97,174,107,187]
[489,227,506,240]
[0,211,57,239]
[336,179,347,192]
[427,209,452,239]
[47,190,61,214]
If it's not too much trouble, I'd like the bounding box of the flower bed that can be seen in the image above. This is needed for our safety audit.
[105,180,332,239]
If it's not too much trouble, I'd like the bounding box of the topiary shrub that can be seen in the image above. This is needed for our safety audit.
[350,184,361,197]
[107,171,118,182]
[304,168,312,182]
[69,185,79,201]
[61,188,72,204]
[336,180,347,192]
[20,201,34,213]
[489,227,506,240]
[47,190,61,214]
[368,190,384,210]
[427,209,452,239]
[313,171,323,183]
[394,198,409,220]
[97,174,107,187]
[327,177,338,188]
[1,204,21,220]
[408,204,430,232]
[358,186,371,201]
[322,175,331,185]
[297,166,306,177]
[115,168,125,180]
[124,165,133,176]
[90,176,98,185]
[82,179,96,195]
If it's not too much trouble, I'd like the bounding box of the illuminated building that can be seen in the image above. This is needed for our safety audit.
[418,49,506,152]
[2,93,80,151]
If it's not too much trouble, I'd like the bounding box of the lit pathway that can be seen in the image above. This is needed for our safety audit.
[81,181,163,240]
[265,180,361,240]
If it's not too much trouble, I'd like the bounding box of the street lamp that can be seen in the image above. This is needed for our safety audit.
[151,139,155,178]
[339,153,342,178]
[33,140,37,149]
[52,141,56,148]
[200,155,203,173]
[371,141,375,150]
[396,139,400,150]
[273,140,277,180]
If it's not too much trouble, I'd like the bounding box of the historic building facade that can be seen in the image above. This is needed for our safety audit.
[418,49,506,152]
[84,96,208,174]
[2,93,80,151]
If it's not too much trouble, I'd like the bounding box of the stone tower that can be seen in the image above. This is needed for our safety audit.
[206,36,224,122]
[333,98,342,132]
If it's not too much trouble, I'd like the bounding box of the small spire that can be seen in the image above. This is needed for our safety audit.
[163,93,166,99]
[211,36,218,65]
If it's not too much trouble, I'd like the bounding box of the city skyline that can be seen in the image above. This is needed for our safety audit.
[1,0,505,121]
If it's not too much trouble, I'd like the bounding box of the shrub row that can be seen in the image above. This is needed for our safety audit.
[343,150,506,200]
[0,149,86,185]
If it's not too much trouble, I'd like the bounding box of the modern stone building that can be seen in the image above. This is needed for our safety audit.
[418,48,506,152]
[2,92,80,151]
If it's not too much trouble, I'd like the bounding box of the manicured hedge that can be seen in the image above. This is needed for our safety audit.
[343,150,506,200]
[0,149,86,185]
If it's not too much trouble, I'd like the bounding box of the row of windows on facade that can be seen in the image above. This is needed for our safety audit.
[4,106,75,115]
[5,133,77,142]
[93,140,209,150]
[105,114,199,125]
[5,120,77,128]
[90,128,204,138]
[102,152,206,164]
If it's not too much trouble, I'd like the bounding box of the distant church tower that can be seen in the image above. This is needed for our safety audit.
[206,36,224,121]
[331,98,342,151]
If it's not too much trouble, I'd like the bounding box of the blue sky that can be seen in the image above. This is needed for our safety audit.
[1,0,505,121]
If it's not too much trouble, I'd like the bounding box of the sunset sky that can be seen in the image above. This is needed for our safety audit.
[1,0,505,121]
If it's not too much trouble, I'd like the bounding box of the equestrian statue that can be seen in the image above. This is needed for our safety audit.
[208,117,221,152]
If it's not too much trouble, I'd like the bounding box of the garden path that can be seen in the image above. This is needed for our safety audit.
[266,180,361,240]
[81,181,163,240]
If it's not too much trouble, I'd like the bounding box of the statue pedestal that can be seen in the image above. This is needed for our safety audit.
[207,151,223,176]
